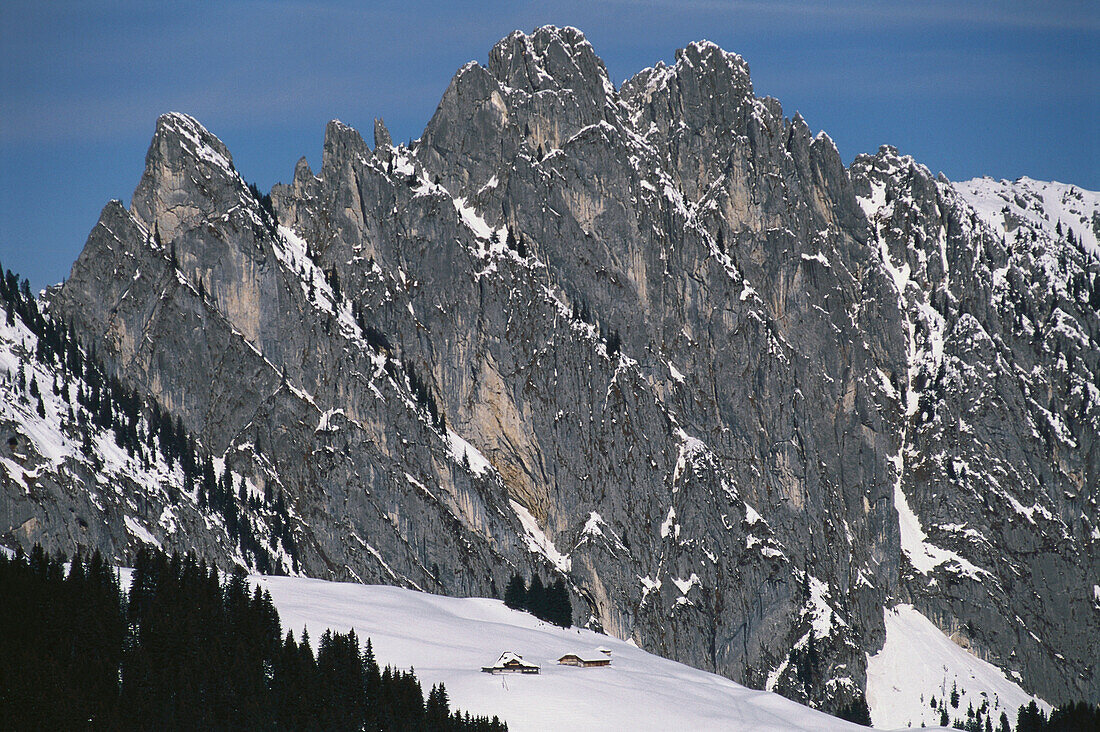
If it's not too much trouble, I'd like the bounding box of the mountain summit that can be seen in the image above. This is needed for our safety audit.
[2,26,1097,722]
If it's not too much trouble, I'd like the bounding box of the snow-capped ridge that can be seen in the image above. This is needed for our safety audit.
[955,175,1100,259]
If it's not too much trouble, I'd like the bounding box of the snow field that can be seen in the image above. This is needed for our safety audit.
[254,574,871,731]
[866,604,1047,730]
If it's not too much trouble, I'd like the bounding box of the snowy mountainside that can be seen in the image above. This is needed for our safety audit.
[0,296,297,572]
[851,147,1099,706]
[866,604,1047,729]
[250,573,869,732]
[3,25,1097,717]
[955,176,1100,260]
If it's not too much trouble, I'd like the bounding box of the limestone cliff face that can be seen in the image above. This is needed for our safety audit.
[5,25,1096,711]
[851,148,1100,702]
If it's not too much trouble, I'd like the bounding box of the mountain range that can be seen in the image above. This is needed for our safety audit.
[2,25,1097,722]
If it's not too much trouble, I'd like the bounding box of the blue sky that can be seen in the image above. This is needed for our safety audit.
[2,0,1097,290]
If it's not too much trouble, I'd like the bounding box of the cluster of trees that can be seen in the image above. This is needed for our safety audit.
[195,451,298,574]
[373,356,447,432]
[502,573,572,627]
[1,263,150,469]
[570,297,594,326]
[246,181,278,234]
[0,545,507,731]
[349,297,398,357]
[567,295,622,358]
[0,261,297,574]
[1054,219,1086,252]
[324,266,343,301]
[1052,220,1100,312]
[931,693,1011,732]
[793,628,821,695]
[922,686,1098,732]
[362,323,394,354]
[503,226,528,258]
[1015,700,1100,732]
[834,696,872,726]
[402,360,446,431]
[1070,270,1100,312]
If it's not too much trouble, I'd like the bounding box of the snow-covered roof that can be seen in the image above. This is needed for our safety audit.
[488,651,539,668]
[558,652,610,663]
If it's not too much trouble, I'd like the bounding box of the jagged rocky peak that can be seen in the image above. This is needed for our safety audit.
[293,155,313,183]
[850,145,931,190]
[488,25,613,102]
[149,111,235,171]
[421,25,640,195]
[673,40,753,110]
[130,112,240,240]
[322,118,370,173]
[622,39,754,129]
[849,143,949,246]
[373,117,392,149]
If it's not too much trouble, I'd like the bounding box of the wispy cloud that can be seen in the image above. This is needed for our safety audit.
[592,0,1100,31]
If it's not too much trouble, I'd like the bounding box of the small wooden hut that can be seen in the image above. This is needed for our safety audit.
[557,653,611,668]
[481,651,541,674]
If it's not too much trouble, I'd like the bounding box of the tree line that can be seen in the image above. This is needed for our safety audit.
[0,545,507,731]
[923,682,1098,732]
[503,573,572,627]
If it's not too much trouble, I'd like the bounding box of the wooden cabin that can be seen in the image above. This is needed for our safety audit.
[557,653,611,668]
[481,651,541,674]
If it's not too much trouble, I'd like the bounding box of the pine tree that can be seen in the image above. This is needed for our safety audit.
[548,578,572,627]
[1016,700,1046,732]
[503,573,526,610]
[328,268,341,300]
[527,575,546,620]
[606,330,621,358]
[2,544,510,731]
[426,682,451,729]
[836,696,872,726]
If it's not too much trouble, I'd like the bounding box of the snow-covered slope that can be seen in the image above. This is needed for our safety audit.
[955,176,1100,259]
[250,574,869,732]
[866,604,1048,730]
[0,309,178,514]
[0,297,296,573]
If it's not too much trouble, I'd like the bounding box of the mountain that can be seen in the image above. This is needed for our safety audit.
[2,25,1097,721]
